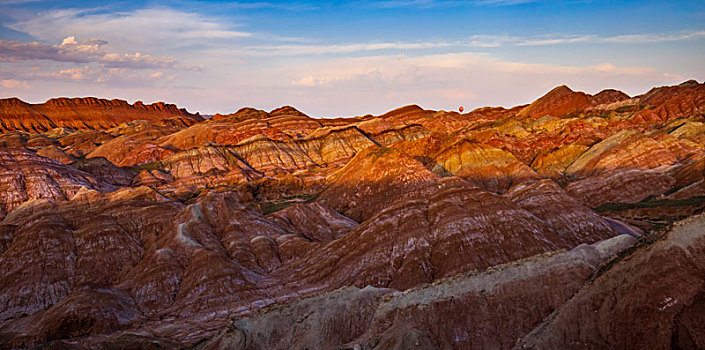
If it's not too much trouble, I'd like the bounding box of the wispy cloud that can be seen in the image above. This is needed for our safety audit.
[517,30,705,46]
[235,41,455,55]
[216,1,320,11]
[205,29,705,58]
[466,35,518,47]
[0,0,44,4]
[472,0,537,5]
[360,0,537,8]
[363,0,462,8]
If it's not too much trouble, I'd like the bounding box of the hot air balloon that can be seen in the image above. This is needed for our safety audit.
[459,106,464,113]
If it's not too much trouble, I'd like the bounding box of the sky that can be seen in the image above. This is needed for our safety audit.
[0,0,704,117]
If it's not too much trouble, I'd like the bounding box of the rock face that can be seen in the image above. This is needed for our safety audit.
[565,129,678,178]
[268,202,358,241]
[566,169,675,207]
[0,148,113,217]
[317,146,440,222]
[200,234,636,350]
[636,80,705,122]
[505,179,616,245]
[433,140,539,192]
[517,213,705,349]
[1,80,705,348]
[531,144,588,177]
[281,181,616,293]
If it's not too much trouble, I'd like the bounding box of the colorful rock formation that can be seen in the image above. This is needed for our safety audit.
[1,80,705,348]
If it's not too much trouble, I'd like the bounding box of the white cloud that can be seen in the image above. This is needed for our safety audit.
[291,75,333,87]
[0,79,28,88]
[0,37,178,69]
[0,37,104,63]
[7,8,251,53]
[99,52,176,69]
[466,35,518,47]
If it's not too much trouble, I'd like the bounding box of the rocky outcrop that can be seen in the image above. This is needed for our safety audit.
[160,146,261,187]
[86,135,175,167]
[0,148,113,216]
[378,104,434,124]
[565,129,678,178]
[69,157,134,187]
[86,135,139,164]
[433,140,539,192]
[565,169,675,208]
[298,126,379,166]
[268,202,358,241]
[229,136,319,174]
[317,146,440,222]
[158,124,376,175]
[131,169,174,187]
[531,144,588,177]
[158,106,323,150]
[35,145,76,164]
[119,143,175,167]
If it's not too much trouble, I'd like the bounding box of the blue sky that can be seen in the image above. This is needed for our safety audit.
[0,0,704,116]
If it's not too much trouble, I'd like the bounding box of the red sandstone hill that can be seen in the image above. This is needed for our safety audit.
[1,80,705,349]
[517,85,631,118]
[0,97,201,133]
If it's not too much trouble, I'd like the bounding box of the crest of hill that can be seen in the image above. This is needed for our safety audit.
[212,106,309,122]
[0,97,201,133]
[634,79,705,121]
[517,85,630,118]
[378,104,434,123]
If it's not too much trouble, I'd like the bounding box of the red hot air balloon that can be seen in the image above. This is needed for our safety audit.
[459,106,464,113]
